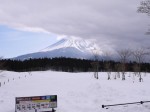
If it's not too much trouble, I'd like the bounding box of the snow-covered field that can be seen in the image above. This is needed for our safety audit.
[0,71,150,112]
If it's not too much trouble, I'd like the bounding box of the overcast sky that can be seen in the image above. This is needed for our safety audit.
[0,0,150,58]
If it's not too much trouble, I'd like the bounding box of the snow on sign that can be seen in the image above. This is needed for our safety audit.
[15,95,57,112]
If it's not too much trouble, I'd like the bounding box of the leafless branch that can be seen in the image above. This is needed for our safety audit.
[117,49,132,80]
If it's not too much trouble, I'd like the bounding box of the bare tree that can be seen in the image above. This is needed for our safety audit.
[0,57,4,73]
[105,62,111,80]
[137,0,150,34]
[91,49,99,79]
[137,0,150,16]
[132,48,149,82]
[103,51,112,80]
[91,61,99,79]
[117,49,132,80]
[115,63,121,79]
[133,63,139,76]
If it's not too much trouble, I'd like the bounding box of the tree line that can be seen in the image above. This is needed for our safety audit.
[0,57,150,73]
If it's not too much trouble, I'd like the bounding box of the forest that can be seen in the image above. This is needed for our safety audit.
[0,57,150,73]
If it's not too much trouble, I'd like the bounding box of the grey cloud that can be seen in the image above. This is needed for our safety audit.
[0,0,149,51]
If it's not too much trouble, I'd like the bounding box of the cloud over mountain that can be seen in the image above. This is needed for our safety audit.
[0,0,149,51]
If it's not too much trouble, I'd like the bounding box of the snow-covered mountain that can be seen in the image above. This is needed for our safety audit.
[14,38,103,60]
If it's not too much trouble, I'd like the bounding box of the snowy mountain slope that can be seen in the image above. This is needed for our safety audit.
[14,38,102,60]
[15,47,92,60]
[0,71,150,112]
[41,38,100,53]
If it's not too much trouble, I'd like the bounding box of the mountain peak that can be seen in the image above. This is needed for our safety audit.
[40,38,101,54]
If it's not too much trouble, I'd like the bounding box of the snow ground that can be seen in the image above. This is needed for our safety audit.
[0,71,150,112]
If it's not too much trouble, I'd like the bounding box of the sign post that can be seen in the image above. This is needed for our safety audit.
[15,95,57,112]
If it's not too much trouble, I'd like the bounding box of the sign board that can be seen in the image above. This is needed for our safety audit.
[15,95,57,112]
